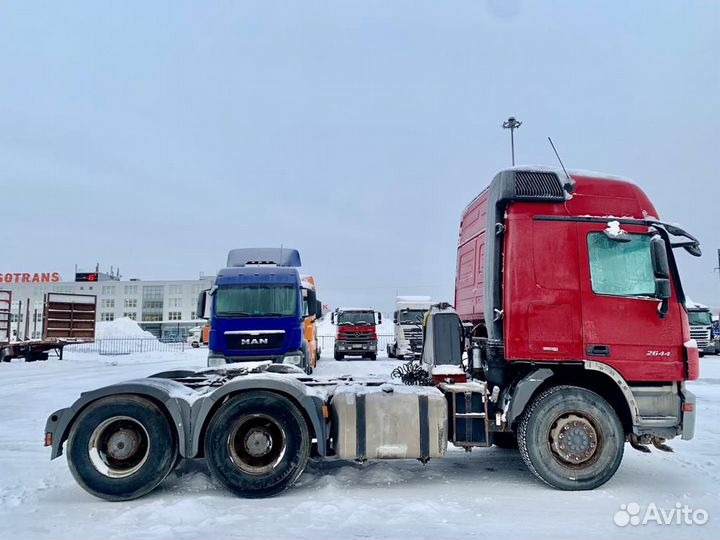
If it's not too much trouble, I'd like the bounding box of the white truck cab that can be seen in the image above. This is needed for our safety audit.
[387,296,432,360]
[686,299,714,357]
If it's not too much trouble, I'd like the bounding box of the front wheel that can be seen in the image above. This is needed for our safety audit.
[518,385,624,491]
[66,395,178,501]
[368,353,377,361]
[334,352,344,361]
[204,391,310,498]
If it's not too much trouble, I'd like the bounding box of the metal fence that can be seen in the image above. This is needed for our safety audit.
[318,333,394,353]
[67,335,396,356]
[66,338,186,355]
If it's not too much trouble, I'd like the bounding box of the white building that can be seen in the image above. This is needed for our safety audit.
[1,272,214,339]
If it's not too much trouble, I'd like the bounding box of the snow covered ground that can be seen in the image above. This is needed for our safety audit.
[1,348,719,539]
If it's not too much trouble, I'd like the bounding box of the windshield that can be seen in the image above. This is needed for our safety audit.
[215,284,297,317]
[337,311,375,326]
[398,309,426,324]
[688,310,712,326]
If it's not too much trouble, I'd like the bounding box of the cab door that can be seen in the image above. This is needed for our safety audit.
[577,222,685,382]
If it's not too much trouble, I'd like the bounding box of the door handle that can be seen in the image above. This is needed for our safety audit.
[587,344,611,357]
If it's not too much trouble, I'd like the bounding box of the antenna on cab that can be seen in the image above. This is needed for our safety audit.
[548,137,575,193]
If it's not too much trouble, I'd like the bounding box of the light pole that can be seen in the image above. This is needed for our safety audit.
[502,116,522,166]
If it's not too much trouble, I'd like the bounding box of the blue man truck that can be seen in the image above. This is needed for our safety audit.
[197,248,322,374]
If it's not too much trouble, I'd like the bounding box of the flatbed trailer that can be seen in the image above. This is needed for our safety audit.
[1,292,96,362]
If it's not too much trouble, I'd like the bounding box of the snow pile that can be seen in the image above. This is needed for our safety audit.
[96,317,157,340]
[685,297,709,310]
[431,364,465,375]
[605,220,625,237]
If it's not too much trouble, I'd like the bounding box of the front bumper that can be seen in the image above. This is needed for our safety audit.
[335,341,377,353]
[207,350,304,367]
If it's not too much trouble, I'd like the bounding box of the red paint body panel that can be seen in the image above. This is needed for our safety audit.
[455,172,694,383]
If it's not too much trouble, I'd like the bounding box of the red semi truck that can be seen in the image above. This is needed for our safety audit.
[455,167,699,481]
[44,166,700,501]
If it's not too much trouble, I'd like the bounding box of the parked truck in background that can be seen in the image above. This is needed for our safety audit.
[685,299,714,356]
[197,248,322,374]
[186,324,210,348]
[332,307,380,360]
[387,296,432,359]
[45,166,701,503]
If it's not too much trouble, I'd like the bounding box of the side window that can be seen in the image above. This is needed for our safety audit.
[587,233,655,297]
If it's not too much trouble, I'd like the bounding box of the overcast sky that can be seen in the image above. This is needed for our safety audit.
[1,1,718,312]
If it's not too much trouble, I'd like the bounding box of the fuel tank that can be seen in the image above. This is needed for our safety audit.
[331,384,447,460]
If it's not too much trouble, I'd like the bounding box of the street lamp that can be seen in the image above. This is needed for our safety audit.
[502,116,522,166]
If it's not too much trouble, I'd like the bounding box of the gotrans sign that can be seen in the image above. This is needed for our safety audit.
[0,272,61,284]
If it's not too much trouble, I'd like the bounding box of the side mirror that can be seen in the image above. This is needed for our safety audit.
[377,312,382,325]
[315,299,323,318]
[650,235,670,279]
[304,289,317,319]
[330,312,335,324]
[196,290,209,319]
[650,236,672,320]
[655,278,671,300]
[393,310,398,324]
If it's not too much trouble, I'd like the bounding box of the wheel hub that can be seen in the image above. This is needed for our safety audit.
[244,428,273,457]
[107,429,141,460]
[88,416,150,478]
[228,415,287,476]
[550,413,598,465]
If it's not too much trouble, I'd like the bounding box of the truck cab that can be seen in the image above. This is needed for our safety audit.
[388,296,432,359]
[686,300,714,356]
[199,248,321,374]
[332,308,380,360]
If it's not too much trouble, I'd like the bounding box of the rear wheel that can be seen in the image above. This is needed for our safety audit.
[518,385,624,491]
[204,391,310,498]
[67,395,177,501]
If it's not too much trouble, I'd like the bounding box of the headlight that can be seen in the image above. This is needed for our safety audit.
[283,354,303,366]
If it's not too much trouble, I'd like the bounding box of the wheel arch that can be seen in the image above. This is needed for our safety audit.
[46,381,190,460]
[506,362,639,435]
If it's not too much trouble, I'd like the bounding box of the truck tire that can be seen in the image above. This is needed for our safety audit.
[387,344,395,359]
[66,395,178,501]
[334,352,344,361]
[204,391,310,498]
[492,432,518,449]
[518,385,624,491]
[191,342,199,349]
[368,353,377,361]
